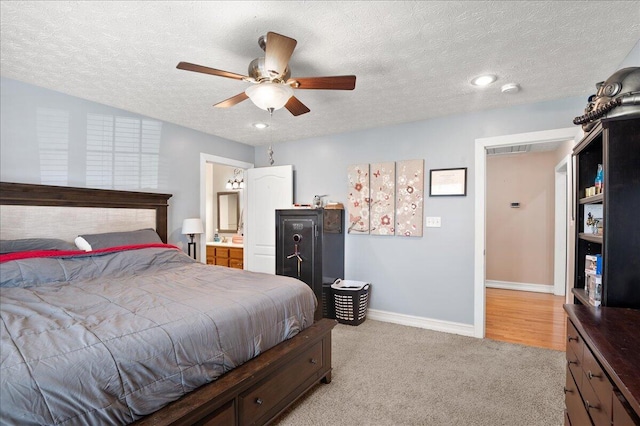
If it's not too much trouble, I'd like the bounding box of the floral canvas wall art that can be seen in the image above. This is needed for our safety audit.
[370,161,395,235]
[347,163,370,233]
[395,159,424,237]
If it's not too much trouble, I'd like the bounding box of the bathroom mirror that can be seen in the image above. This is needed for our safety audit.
[217,192,239,233]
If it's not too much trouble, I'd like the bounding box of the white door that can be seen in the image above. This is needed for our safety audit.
[245,165,293,273]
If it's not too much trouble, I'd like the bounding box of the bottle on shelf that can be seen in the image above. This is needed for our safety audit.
[595,163,603,194]
[213,229,220,243]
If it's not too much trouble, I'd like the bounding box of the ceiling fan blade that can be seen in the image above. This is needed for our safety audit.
[177,62,248,81]
[264,32,297,78]
[285,96,310,116]
[290,75,356,90]
[214,92,249,108]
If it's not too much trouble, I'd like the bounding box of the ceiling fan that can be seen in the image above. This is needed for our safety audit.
[177,32,356,117]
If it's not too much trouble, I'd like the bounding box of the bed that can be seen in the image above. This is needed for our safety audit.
[0,182,335,425]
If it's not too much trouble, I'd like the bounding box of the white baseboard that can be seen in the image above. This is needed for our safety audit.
[485,280,554,294]
[366,309,475,337]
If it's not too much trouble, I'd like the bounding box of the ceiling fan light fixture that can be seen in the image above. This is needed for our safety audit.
[177,32,354,117]
[471,74,497,87]
[245,82,293,111]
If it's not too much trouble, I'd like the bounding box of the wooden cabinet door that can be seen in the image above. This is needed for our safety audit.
[206,246,215,265]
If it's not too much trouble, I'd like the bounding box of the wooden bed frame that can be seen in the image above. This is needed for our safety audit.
[0,182,335,425]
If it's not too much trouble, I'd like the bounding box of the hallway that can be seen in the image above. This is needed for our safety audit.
[485,287,566,351]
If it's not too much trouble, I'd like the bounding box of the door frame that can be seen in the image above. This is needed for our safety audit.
[554,155,571,297]
[474,127,582,338]
[199,153,253,264]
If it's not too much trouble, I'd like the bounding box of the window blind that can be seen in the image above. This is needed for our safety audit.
[37,108,69,185]
[86,114,161,189]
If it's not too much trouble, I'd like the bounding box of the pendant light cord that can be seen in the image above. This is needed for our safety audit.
[267,108,274,166]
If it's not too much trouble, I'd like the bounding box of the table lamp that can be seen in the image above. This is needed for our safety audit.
[181,218,204,259]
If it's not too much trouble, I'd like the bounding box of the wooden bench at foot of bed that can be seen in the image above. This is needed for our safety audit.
[135,318,336,426]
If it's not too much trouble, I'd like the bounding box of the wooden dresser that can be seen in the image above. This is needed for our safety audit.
[564,305,640,426]
[206,243,243,269]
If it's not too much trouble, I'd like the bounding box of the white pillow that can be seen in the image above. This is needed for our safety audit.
[74,236,92,252]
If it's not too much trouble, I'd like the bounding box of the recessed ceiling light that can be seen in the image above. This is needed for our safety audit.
[471,74,497,87]
[253,122,269,129]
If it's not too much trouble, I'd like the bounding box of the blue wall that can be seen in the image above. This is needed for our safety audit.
[255,96,586,324]
[253,41,637,325]
[0,77,254,246]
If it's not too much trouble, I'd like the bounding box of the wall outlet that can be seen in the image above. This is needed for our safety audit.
[425,216,441,227]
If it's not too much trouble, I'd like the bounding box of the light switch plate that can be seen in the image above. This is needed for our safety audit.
[425,216,441,227]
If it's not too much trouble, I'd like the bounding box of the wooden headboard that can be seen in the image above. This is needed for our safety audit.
[0,182,172,243]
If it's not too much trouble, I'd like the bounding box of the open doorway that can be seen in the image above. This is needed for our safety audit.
[483,146,572,350]
[199,154,253,264]
[474,127,582,339]
[484,148,573,297]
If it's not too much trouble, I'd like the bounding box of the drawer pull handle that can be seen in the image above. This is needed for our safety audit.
[568,336,578,342]
[587,370,601,380]
[585,400,599,411]
[255,398,263,405]
[563,387,572,394]
[567,360,578,366]
[310,358,318,364]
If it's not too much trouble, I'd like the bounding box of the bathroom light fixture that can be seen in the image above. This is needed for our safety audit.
[245,82,293,111]
[471,74,497,87]
[225,168,244,190]
[253,122,269,129]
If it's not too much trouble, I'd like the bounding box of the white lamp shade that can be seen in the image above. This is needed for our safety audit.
[182,218,204,235]
[245,82,293,111]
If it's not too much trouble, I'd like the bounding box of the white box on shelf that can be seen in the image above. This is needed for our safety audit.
[585,270,602,307]
[585,254,602,274]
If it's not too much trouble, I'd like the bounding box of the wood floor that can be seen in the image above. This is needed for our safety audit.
[485,287,567,351]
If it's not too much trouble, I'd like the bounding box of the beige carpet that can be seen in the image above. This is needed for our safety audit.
[274,319,565,426]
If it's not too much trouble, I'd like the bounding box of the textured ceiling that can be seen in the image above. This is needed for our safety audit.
[1,1,639,146]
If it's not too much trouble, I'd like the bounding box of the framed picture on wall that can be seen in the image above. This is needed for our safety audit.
[429,167,467,196]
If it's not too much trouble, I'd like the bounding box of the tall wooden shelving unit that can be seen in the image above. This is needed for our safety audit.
[572,117,640,308]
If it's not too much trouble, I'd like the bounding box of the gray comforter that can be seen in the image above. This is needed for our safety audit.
[0,247,316,425]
